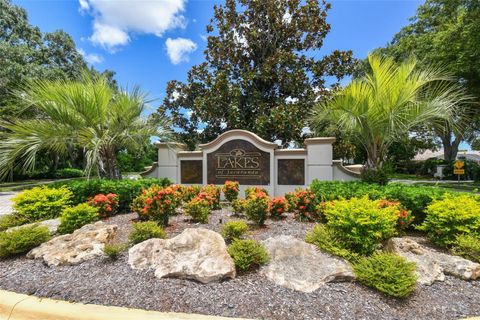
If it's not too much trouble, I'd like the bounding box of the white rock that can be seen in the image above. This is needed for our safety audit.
[386,237,480,285]
[7,218,61,234]
[27,221,117,266]
[260,236,354,292]
[128,228,235,284]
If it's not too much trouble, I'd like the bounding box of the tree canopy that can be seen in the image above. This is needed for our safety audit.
[157,0,355,149]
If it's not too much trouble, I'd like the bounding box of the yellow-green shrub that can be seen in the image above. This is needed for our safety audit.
[305,224,359,262]
[58,203,99,234]
[128,221,166,245]
[451,234,480,262]
[353,252,417,298]
[419,194,480,246]
[221,220,248,242]
[184,197,210,223]
[244,191,269,226]
[323,197,398,255]
[227,239,269,271]
[0,225,51,257]
[232,199,246,214]
[12,186,72,222]
[0,215,27,232]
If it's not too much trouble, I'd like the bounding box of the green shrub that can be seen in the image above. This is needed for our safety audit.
[323,197,398,255]
[128,221,166,245]
[0,225,51,257]
[184,197,210,223]
[244,191,269,226]
[51,178,171,212]
[12,186,72,222]
[0,215,27,232]
[58,203,99,234]
[360,168,389,185]
[353,252,417,298]
[53,168,84,178]
[227,239,269,271]
[223,180,240,202]
[305,224,359,262]
[221,220,248,242]
[451,234,480,262]
[232,199,246,214]
[103,243,127,260]
[419,194,480,246]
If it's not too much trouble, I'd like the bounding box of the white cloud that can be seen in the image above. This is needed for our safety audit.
[78,48,104,64]
[166,37,197,65]
[80,0,187,51]
[200,34,208,42]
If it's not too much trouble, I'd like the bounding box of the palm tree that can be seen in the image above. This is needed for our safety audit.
[312,54,470,170]
[0,72,171,179]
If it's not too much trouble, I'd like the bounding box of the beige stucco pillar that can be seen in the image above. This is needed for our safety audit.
[305,137,335,183]
[155,142,185,183]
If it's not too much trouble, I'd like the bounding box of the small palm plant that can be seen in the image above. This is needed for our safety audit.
[0,72,171,179]
[312,54,470,170]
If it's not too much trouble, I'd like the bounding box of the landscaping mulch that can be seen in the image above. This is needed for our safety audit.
[1,209,479,320]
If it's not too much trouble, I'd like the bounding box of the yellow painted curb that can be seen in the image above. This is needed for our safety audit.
[0,290,250,320]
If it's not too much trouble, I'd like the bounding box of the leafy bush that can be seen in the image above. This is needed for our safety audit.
[232,199,246,214]
[223,180,240,202]
[201,185,221,209]
[184,196,210,223]
[221,220,248,243]
[269,197,287,219]
[419,194,480,246]
[0,225,51,257]
[451,234,480,262]
[58,203,99,234]
[128,221,166,245]
[244,190,269,226]
[305,224,359,262]
[0,215,27,232]
[53,168,84,178]
[323,197,398,255]
[227,239,269,271]
[51,178,171,212]
[103,243,126,260]
[289,189,320,221]
[353,252,417,298]
[245,186,269,198]
[12,186,72,222]
[178,185,201,203]
[360,167,389,185]
[132,185,180,226]
[377,200,414,231]
[88,193,119,218]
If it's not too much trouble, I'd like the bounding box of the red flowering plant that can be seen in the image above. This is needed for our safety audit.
[132,185,180,226]
[378,199,414,231]
[180,185,201,203]
[88,193,119,218]
[269,197,287,219]
[200,184,221,209]
[244,190,270,225]
[222,180,240,202]
[291,189,320,222]
[245,187,269,199]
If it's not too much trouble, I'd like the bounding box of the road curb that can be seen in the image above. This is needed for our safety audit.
[0,290,248,320]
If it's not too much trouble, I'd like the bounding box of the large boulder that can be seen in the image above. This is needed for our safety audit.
[27,221,117,266]
[260,236,354,292]
[128,228,235,283]
[7,218,61,234]
[387,237,480,285]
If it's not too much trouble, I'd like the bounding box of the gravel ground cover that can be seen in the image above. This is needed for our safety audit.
[1,209,479,320]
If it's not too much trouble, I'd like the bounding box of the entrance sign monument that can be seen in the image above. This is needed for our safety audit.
[141,130,359,196]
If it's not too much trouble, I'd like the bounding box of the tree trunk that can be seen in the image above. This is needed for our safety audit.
[440,132,462,162]
[101,147,122,180]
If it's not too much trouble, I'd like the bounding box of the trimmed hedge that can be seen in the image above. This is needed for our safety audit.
[310,180,448,224]
[51,178,171,212]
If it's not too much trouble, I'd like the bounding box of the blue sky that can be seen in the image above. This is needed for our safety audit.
[14,0,423,106]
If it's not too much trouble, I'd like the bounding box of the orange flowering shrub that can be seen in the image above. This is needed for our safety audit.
[244,190,269,225]
[290,189,319,222]
[269,197,287,219]
[88,193,119,218]
[223,181,240,202]
[132,185,180,226]
[180,185,201,203]
[200,184,221,209]
[184,196,210,223]
[378,200,414,231]
[245,187,269,199]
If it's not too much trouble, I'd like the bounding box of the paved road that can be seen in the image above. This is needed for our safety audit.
[0,192,17,216]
